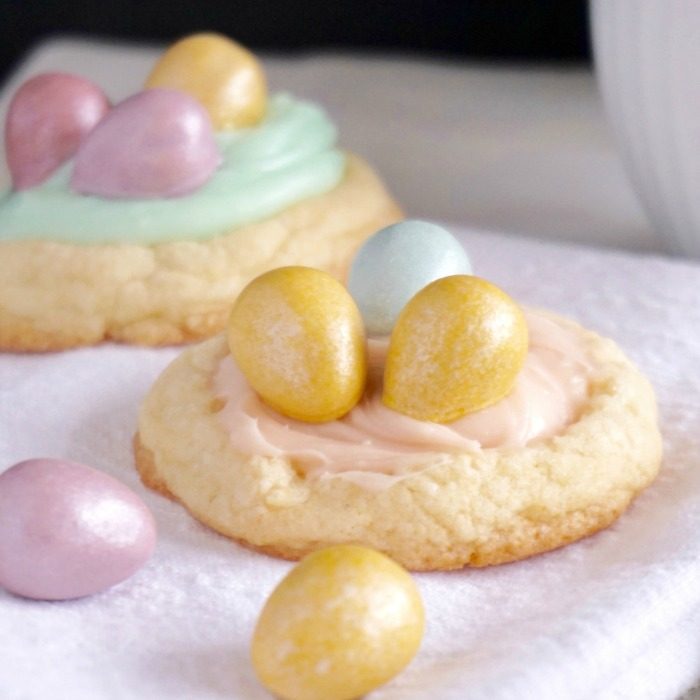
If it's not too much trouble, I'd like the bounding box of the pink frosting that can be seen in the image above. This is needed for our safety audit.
[213,310,593,484]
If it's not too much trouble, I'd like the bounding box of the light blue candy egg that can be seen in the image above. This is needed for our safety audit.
[348,220,472,336]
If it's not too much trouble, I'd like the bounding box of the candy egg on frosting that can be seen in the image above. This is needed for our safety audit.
[5,72,110,190]
[228,267,366,423]
[251,545,424,700]
[348,220,472,336]
[383,275,528,423]
[145,33,267,129]
[71,88,221,199]
[0,458,157,601]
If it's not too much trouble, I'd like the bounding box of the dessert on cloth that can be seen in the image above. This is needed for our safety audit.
[135,221,662,570]
[3,220,692,700]
[0,33,401,351]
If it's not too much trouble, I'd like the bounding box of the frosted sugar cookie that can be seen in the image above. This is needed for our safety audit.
[0,34,400,351]
[135,222,662,570]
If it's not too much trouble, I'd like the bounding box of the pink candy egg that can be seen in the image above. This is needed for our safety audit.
[5,72,110,190]
[0,458,157,601]
[71,88,221,199]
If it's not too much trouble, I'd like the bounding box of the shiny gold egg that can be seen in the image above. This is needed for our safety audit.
[145,33,266,129]
[383,275,528,422]
[227,267,367,423]
[251,545,425,700]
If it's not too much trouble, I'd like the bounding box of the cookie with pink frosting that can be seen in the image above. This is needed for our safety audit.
[0,33,400,351]
[134,223,662,570]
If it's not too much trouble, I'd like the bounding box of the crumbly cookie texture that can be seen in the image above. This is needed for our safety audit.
[0,154,401,351]
[135,313,662,571]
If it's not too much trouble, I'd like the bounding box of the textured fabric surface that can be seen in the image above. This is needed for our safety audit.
[1,227,699,699]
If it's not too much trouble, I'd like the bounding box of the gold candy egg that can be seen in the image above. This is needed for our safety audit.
[228,267,366,423]
[251,545,425,700]
[383,275,528,422]
[145,33,266,129]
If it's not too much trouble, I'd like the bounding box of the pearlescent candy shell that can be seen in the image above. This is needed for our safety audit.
[5,72,110,190]
[252,545,424,700]
[0,458,157,601]
[145,33,267,130]
[348,220,472,336]
[383,275,528,423]
[71,88,221,199]
[228,266,367,423]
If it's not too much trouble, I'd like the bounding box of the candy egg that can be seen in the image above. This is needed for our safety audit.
[0,458,157,600]
[348,220,472,336]
[251,545,424,700]
[228,267,366,422]
[384,275,528,422]
[145,33,267,129]
[71,88,221,199]
[5,72,110,190]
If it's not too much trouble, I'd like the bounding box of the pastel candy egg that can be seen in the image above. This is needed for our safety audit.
[5,72,110,190]
[71,88,221,199]
[384,275,528,422]
[0,458,157,601]
[348,220,472,336]
[145,33,267,129]
[228,267,366,423]
[251,545,424,700]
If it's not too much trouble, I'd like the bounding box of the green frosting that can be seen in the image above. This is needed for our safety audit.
[0,94,346,245]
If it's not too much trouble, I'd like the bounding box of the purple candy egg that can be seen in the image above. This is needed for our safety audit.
[71,88,222,199]
[5,72,110,190]
[0,458,157,601]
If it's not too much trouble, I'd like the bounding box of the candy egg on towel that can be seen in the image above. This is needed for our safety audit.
[348,219,472,336]
[251,545,424,700]
[0,458,157,600]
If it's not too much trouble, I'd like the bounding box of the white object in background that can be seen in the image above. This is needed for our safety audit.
[592,0,700,257]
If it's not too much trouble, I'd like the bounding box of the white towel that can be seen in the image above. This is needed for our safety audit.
[1,227,699,700]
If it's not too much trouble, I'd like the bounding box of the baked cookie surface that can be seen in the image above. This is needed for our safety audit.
[135,311,662,571]
[0,154,401,351]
